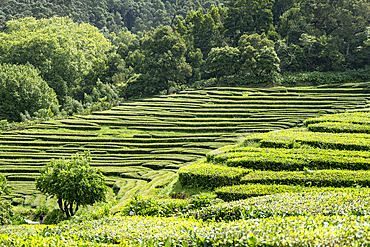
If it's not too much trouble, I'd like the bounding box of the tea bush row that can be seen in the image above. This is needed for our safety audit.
[307,121,370,134]
[243,129,370,151]
[191,188,370,222]
[178,161,251,189]
[3,214,370,246]
[214,184,310,201]
[304,111,370,126]
[208,146,370,171]
[241,169,370,187]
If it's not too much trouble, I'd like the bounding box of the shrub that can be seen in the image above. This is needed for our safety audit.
[178,161,251,189]
[241,169,370,187]
[190,188,370,222]
[120,194,220,217]
[215,184,307,201]
[307,122,370,134]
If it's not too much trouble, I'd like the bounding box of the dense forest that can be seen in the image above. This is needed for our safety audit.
[1,0,370,122]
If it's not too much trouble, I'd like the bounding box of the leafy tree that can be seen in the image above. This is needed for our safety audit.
[278,0,370,71]
[0,63,58,122]
[205,46,241,79]
[0,17,112,104]
[223,0,275,45]
[36,152,109,218]
[129,26,191,96]
[256,46,280,75]
[0,174,12,225]
[183,6,225,57]
[238,33,276,75]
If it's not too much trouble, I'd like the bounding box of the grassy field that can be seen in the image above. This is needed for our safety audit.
[1,85,370,209]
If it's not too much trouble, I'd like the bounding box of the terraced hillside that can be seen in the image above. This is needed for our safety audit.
[180,109,370,204]
[5,110,370,245]
[1,86,370,207]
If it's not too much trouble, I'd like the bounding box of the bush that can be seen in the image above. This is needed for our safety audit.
[121,194,220,217]
[215,184,307,201]
[44,209,67,224]
[208,144,370,171]
[241,169,370,187]
[190,188,370,222]
[178,161,251,189]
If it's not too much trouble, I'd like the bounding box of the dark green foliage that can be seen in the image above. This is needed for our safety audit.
[224,0,275,45]
[277,0,370,72]
[0,0,223,34]
[0,63,58,122]
[36,152,109,218]
[205,46,241,79]
[178,161,251,189]
[0,17,113,105]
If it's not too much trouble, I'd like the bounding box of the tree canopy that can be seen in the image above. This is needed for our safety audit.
[0,63,58,122]
[121,26,191,98]
[36,152,109,218]
[0,16,112,104]
[1,0,370,103]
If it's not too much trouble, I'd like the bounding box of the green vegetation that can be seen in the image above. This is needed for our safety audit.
[0,17,114,104]
[0,63,58,122]
[0,174,12,225]
[0,86,368,209]
[215,184,309,201]
[241,169,370,187]
[2,214,370,245]
[1,84,370,244]
[36,152,108,218]
[190,188,370,221]
[178,161,251,189]
[1,1,370,120]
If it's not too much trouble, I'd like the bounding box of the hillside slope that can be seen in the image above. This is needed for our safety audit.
[1,85,370,207]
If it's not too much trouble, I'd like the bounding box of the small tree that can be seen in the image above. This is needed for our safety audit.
[36,152,108,218]
[0,174,13,225]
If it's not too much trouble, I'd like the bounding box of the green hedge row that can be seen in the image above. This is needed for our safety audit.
[243,129,370,151]
[207,146,370,170]
[178,161,251,189]
[241,169,370,187]
[6,175,36,181]
[5,214,370,245]
[58,120,100,126]
[304,111,370,126]
[307,122,370,134]
[127,126,252,132]
[190,188,370,222]
[215,184,308,201]
[49,125,102,131]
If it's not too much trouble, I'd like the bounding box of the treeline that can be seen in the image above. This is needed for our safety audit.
[1,0,370,123]
[0,0,223,33]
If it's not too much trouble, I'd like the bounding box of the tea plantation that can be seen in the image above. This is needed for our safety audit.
[1,85,369,208]
[2,85,370,245]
